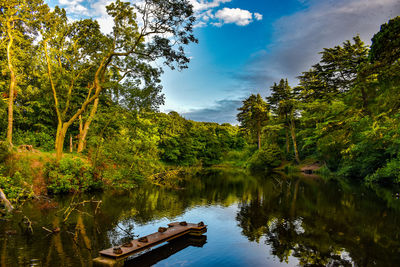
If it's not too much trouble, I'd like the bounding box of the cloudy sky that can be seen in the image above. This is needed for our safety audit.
[46,0,400,124]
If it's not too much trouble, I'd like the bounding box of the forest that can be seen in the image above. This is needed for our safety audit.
[237,16,400,185]
[0,0,248,204]
[0,0,399,207]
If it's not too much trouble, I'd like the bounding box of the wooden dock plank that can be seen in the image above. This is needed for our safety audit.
[99,222,206,260]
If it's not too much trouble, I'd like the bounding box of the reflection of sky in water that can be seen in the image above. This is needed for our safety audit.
[112,204,300,266]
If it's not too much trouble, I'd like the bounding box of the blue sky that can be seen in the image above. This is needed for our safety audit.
[46,0,400,124]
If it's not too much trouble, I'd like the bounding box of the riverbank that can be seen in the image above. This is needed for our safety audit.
[0,148,193,211]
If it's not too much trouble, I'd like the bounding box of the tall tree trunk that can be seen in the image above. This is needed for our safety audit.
[359,85,370,115]
[6,29,15,147]
[290,116,300,164]
[285,127,290,154]
[284,114,290,155]
[77,61,107,154]
[55,124,68,161]
[77,98,99,153]
[257,120,261,150]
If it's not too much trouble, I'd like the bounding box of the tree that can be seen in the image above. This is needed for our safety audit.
[40,8,105,160]
[268,79,292,154]
[237,94,269,150]
[365,16,400,115]
[369,16,400,66]
[76,0,197,154]
[297,36,368,103]
[0,0,47,146]
[267,79,300,163]
[40,0,197,160]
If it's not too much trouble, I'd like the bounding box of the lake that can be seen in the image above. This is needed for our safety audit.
[1,168,400,266]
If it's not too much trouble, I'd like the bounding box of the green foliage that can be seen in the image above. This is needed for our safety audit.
[247,143,282,172]
[0,170,34,204]
[44,157,102,194]
[237,94,269,149]
[298,36,368,100]
[267,79,300,162]
[369,16,400,65]
[366,157,400,184]
[0,141,11,163]
[13,131,54,151]
[158,112,244,166]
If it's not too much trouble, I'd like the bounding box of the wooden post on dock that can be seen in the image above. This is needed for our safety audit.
[93,222,207,266]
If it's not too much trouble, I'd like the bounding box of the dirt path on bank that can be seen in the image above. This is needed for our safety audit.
[31,160,47,195]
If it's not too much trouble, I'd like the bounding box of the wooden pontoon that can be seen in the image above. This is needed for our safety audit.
[93,221,207,266]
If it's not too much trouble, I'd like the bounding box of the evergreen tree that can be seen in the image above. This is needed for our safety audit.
[237,94,269,150]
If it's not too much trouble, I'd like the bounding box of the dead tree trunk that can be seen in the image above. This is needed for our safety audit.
[0,188,13,212]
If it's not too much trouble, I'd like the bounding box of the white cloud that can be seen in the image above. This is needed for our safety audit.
[189,0,262,27]
[89,0,114,33]
[194,21,207,28]
[56,0,89,16]
[189,0,232,11]
[215,8,253,26]
[254,13,263,21]
[202,10,214,21]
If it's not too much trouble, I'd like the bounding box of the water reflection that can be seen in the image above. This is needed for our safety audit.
[125,235,207,267]
[0,169,400,266]
[236,174,400,266]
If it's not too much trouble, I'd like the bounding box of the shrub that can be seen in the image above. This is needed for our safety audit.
[247,144,282,172]
[0,141,11,163]
[14,131,54,151]
[0,171,34,204]
[366,157,400,184]
[44,157,103,194]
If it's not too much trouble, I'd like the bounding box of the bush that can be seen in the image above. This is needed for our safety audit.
[247,144,282,172]
[366,157,400,184]
[14,131,54,151]
[0,171,34,204]
[44,157,103,194]
[224,146,257,167]
[0,141,11,163]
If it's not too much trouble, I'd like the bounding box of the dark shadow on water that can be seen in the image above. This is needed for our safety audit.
[124,235,207,267]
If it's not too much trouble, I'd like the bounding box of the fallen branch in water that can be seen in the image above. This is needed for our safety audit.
[22,215,33,234]
[116,224,137,240]
[0,188,13,212]
[62,197,102,223]
[42,226,60,234]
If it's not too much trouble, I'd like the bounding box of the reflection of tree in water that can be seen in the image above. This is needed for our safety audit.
[2,170,400,266]
[236,175,400,266]
[0,168,262,266]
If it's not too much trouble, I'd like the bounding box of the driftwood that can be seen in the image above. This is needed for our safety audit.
[0,188,13,212]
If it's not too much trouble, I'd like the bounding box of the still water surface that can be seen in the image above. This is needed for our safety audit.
[1,168,400,266]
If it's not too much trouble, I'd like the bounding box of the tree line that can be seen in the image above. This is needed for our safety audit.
[237,16,400,184]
